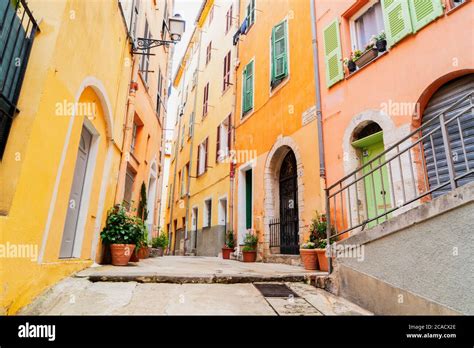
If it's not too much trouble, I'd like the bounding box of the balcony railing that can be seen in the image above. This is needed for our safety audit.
[325,91,474,273]
[0,0,39,158]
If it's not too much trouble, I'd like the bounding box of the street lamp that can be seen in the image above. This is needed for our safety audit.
[133,14,186,52]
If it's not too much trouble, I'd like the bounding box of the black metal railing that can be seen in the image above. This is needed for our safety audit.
[0,0,39,158]
[326,91,474,273]
[269,214,300,255]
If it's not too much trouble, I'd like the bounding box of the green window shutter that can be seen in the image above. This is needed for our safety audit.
[242,66,248,113]
[381,0,413,48]
[242,61,253,114]
[246,61,254,111]
[271,20,288,84]
[408,0,444,33]
[322,19,343,88]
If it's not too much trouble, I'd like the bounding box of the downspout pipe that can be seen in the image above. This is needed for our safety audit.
[310,0,326,180]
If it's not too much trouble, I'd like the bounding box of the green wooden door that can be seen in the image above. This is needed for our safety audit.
[354,132,392,228]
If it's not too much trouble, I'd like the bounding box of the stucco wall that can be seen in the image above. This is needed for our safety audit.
[196,225,226,257]
[336,183,474,314]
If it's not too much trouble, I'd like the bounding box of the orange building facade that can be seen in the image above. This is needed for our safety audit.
[114,0,174,244]
[314,0,474,236]
[233,0,325,262]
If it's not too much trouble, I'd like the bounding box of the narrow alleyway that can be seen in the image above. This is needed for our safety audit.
[19,257,371,316]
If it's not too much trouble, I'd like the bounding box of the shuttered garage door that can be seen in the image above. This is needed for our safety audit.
[422,74,474,197]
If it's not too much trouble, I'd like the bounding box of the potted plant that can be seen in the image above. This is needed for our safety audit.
[307,211,331,272]
[100,205,142,266]
[343,52,357,73]
[300,241,318,270]
[315,239,329,272]
[136,219,150,259]
[151,231,169,257]
[242,231,258,262]
[354,39,378,69]
[375,31,387,52]
[222,230,235,259]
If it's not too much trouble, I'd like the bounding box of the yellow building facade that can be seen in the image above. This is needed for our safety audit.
[166,0,238,256]
[233,0,325,262]
[0,0,132,314]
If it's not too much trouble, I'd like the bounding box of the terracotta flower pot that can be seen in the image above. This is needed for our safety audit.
[222,247,234,259]
[355,48,378,69]
[137,246,150,259]
[316,248,328,272]
[242,250,256,262]
[154,247,164,257]
[129,249,139,262]
[110,244,135,266]
[300,248,318,270]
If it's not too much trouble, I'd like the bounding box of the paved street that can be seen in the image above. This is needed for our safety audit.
[19,257,371,315]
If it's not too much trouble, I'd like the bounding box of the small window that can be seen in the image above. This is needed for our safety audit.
[223,50,231,91]
[123,166,136,210]
[451,0,466,8]
[131,122,138,154]
[216,115,231,163]
[247,0,255,27]
[206,41,212,65]
[202,82,209,117]
[197,138,208,176]
[204,199,212,227]
[352,1,384,51]
[180,124,185,149]
[225,5,233,34]
[139,19,151,84]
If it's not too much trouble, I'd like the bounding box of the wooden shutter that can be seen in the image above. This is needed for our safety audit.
[204,138,208,172]
[216,124,221,163]
[272,21,288,83]
[381,0,413,48]
[243,61,254,113]
[323,19,343,88]
[196,144,201,176]
[242,65,248,113]
[227,114,232,151]
[408,0,443,33]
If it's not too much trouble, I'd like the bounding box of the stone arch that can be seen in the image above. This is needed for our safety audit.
[412,69,474,129]
[263,136,304,254]
[39,76,116,263]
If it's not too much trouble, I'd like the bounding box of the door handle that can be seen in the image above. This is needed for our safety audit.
[380,190,386,195]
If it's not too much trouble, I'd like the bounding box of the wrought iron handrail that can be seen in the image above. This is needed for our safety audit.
[325,91,474,273]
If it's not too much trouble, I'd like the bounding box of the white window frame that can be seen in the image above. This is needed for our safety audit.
[349,0,384,52]
[203,197,212,228]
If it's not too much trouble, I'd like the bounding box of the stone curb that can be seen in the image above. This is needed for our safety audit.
[85,273,323,284]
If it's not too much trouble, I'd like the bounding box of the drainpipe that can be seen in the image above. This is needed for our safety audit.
[167,101,184,255]
[310,0,326,181]
[115,55,139,205]
[184,28,203,255]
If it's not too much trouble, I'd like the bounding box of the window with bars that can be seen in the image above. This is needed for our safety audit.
[130,122,138,154]
[225,5,233,34]
[223,51,231,92]
[202,82,209,117]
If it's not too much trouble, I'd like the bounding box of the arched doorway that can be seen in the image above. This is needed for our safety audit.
[279,151,299,254]
[421,73,474,197]
[351,121,392,228]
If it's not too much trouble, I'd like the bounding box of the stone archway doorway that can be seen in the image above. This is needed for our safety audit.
[278,151,299,254]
